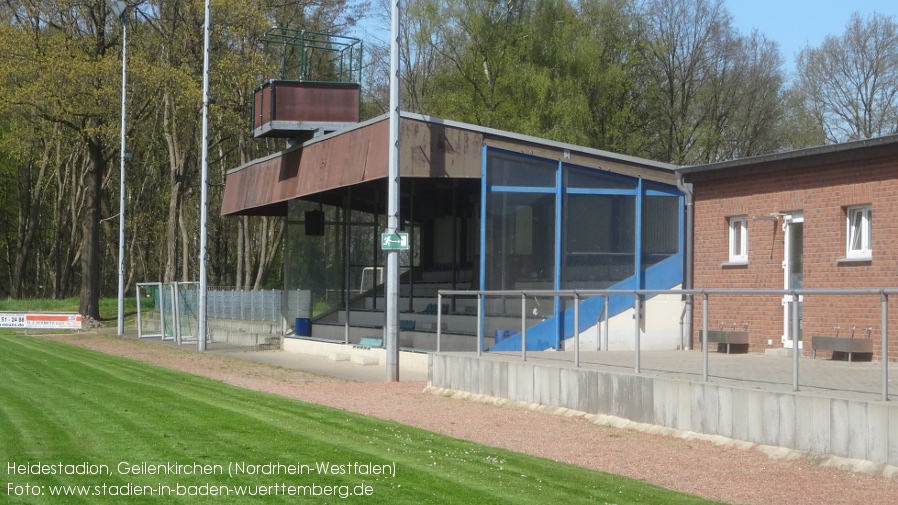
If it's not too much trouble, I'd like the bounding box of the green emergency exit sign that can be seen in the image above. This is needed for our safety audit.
[381,232,409,250]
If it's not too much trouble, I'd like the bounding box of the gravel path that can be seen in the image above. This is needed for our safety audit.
[35,332,898,505]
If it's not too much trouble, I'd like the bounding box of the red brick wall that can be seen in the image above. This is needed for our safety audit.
[689,158,898,360]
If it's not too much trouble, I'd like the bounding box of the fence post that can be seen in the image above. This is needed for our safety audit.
[603,295,609,351]
[437,292,443,354]
[477,293,483,356]
[574,292,580,368]
[634,293,641,374]
[882,292,889,402]
[521,293,527,362]
[702,292,709,382]
[792,293,800,392]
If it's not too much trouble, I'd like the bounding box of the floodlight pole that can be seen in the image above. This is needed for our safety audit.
[197,0,211,352]
[114,1,128,336]
[385,0,401,381]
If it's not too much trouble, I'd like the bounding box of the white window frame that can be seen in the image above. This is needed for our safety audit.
[728,216,748,263]
[846,205,872,259]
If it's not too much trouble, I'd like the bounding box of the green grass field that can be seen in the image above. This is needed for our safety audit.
[0,331,720,504]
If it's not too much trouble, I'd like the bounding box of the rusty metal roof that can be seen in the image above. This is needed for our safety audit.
[221,113,677,216]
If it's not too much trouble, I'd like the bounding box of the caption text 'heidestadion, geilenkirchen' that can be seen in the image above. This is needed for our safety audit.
[5,460,398,499]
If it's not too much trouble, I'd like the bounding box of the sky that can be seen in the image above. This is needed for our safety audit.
[726,0,898,77]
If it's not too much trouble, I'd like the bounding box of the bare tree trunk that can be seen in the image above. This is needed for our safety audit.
[250,217,269,290]
[12,145,51,297]
[78,136,106,320]
[179,206,190,281]
[162,92,188,283]
[236,217,245,289]
[253,217,284,290]
[243,216,254,289]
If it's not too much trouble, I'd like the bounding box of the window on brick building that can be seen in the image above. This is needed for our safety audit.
[728,216,748,262]
[846,205,872,259]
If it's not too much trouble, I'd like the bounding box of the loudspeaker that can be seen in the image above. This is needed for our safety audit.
[304,210,324,236]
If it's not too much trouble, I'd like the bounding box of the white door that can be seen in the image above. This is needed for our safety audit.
[782,213,803,348]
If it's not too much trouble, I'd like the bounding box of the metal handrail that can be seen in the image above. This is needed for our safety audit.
[437,287,896,401]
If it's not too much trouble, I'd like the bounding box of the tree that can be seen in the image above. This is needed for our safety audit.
[795,12,898,143]
[0,0,365,311]
[640,0,786,164]
[0,1,127,318]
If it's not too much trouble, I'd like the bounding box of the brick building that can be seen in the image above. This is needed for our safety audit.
[678,135,898,360]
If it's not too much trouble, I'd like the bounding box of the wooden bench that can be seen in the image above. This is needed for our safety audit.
[699,330,749,354]
[811,336,873,362]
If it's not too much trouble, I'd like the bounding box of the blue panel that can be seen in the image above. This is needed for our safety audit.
[488,252,683,352]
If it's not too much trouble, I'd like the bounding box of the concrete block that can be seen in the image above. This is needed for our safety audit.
[537,365,561,407]
[351,354,379,366]
[653,380,676,429]
[611,374,633,420]
[595,372,613,414]
[581,370,599,414]
[848,400,868,460]
[830,399,850,458]
[481,360,495,398]
[436,354,449,386]
[746,389,765,445]
[328,352,349,362]
[560,368,579,410]
[702,384,719,435]
[691,383,707,433]
[676,381,692,431]
[508,362,533,403]
[731,388,749,442]
[495,360,509,400]
[761,393,780,447]
[809,396,832,455]
[866,403,889,465]
[794,395,817,452]
[611,374,652,424]
[717,386,733,439]
[639,376,654,424]
[776,394,796,449]
[462,357,474,394]
[889,406,898,467]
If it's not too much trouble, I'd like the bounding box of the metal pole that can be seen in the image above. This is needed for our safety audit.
[384,0,401,382]
[344,193,351,345]
[792,294,800,392]
[882,292,889,401]
[634,294,641,373]
[702,292,709,382]
[437,293,443,353]
[603,295,609,351]
[116,10,128,336]
[197,0,211,352]
[574,293,580,368]
[521,293,527,362]
[476,293,482,356]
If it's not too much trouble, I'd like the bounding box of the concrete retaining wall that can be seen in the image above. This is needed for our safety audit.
[140,317,282,348]
[429,353,898,469]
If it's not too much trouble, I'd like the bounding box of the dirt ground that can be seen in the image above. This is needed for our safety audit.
[34,332,898,505]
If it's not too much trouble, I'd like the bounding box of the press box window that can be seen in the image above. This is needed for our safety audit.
[846,205,872,259]
[728,216,748,263]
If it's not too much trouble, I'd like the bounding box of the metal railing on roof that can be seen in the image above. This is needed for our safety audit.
[261,27,363,84]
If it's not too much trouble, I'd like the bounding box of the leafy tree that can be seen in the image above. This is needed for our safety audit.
[0,1,126,318]
[640,0,786,164]
[795,12,898,143]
